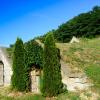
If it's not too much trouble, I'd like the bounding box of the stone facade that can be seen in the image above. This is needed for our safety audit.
[0,47,41,94]
[0,48,12,86]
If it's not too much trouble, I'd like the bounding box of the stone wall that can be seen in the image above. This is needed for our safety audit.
[0,62,3,86]
[0,48,12,86]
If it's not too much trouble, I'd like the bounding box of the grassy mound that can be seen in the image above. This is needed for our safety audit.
[57,37,100,92]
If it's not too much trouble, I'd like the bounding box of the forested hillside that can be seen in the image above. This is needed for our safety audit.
[37,6,100,43]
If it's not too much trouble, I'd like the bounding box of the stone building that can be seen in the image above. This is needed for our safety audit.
[0,47,12,86]
[0,47,41,93]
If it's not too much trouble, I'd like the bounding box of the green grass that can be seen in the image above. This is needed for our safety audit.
[15,94,45,100]
[0,87,45,100]
[0,94,13,100]
[57,92,81,100]
[0,92,81,100]
[0,94,45,100]
[85,64,100,92]
[57,37,100,92]
[0,87,83,100]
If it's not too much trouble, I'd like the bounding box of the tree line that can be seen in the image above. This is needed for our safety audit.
[37,6,100,43]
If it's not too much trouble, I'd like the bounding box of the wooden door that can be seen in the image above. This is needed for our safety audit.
[31,70,40,93]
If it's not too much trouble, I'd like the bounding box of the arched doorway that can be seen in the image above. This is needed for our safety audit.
[0,61,4,86]
[30,64,41,93]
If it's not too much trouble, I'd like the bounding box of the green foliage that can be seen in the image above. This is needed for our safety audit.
[42,33,63,97]
[24,39,43,90]
[15,95,45,100]
[36,6,100,43]
[53,6,100,42]
[24,39,43,68]
[57,92,81,100]
[35,34,46,43]
[36,30,55,43]
[85,64,100,90]
[11,38,26,91]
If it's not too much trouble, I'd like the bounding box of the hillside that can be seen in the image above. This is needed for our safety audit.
[57,37,100,93]
[37,6,100,43]
[54,6,100,42]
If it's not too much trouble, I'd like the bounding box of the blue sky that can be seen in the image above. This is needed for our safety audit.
[0,0,99,46]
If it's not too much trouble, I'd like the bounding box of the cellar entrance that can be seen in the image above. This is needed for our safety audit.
[0,61,4,86]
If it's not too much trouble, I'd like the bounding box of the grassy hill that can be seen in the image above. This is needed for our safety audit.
[57,37,100,93]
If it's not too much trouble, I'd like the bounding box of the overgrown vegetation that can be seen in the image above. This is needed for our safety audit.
[24,39,43,91]
[42,33,64,97]
[24,39,43,68]
[11,38,27,91]
[7,38,43,91]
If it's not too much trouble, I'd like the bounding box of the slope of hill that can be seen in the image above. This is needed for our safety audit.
[57,37,100,93]
[54,6,100,42]
[36,6,100,43]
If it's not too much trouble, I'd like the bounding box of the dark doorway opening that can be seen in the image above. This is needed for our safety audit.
[0,61,4,86]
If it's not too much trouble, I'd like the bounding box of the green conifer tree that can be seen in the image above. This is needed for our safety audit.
[42,32,63,97]
[11,38,26,91]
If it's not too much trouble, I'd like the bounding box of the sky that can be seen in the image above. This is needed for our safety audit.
[0,0,100,46]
